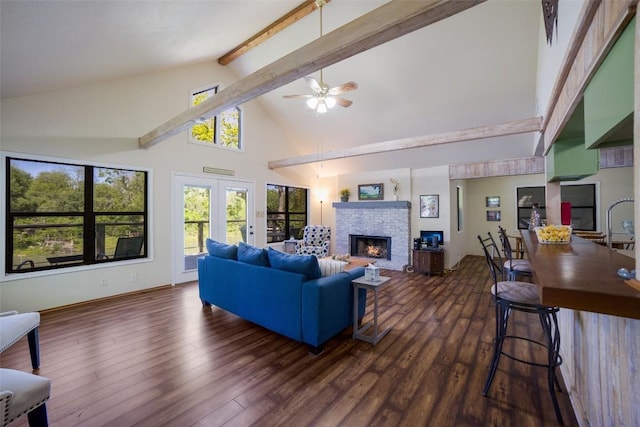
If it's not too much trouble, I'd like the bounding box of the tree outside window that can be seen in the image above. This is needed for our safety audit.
[6,156,148,273]
[190,85,241,149]
[266,184,307,243]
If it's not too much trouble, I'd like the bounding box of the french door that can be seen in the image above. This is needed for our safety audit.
[171,173,254,284]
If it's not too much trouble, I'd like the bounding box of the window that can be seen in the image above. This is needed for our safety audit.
[516,184,596,230]
[189,85,242,149]
[6,156,148,273]
[266,184,308,243]
[516,186,546,229]
[457,185,463,232]
[560,184,597,230]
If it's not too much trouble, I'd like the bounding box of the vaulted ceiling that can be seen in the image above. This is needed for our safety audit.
[0,0,542,177]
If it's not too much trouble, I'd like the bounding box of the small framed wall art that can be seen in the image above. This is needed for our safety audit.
[420,194,439,218]
[486,196,500,208]
[486,210,501,222]
[358,183,384,200]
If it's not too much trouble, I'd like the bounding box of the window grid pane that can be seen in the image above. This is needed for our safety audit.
[516,184,596,231]
[6,156,148,273]
[189,86,241,149]
[267,184,308,243]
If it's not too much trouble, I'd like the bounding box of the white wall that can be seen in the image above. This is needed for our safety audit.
[535,0,584,118]
[448,179,467,269]
[0,61,315,312]
[410,166,455,267]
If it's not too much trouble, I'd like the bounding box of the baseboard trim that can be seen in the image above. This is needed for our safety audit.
[39,283,179,315]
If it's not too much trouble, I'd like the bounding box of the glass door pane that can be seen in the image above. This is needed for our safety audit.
[172,174,254,285]
[183,185,211,271]
[225,187,248,244]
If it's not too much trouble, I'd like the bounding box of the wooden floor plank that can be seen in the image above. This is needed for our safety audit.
[1,256,579,426]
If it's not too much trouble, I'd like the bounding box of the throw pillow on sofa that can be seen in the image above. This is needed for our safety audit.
[267,247,321,280]
[238,242,270,267]
[206,238,238,260]
[317,258,347,277]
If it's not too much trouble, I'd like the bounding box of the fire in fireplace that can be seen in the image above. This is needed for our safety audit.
[350,234,392,260]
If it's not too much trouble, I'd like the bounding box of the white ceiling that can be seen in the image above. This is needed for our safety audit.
[0,0,543,176]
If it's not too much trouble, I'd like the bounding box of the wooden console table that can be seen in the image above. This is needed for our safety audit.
[520,230,640,319]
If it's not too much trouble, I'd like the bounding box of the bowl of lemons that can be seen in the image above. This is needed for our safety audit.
[534,225,572,244]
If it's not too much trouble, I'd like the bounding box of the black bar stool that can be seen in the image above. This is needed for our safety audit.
[478,233,564,425]
[498,226,533,281]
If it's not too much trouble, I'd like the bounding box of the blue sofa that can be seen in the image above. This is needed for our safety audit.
[198,242,366,353]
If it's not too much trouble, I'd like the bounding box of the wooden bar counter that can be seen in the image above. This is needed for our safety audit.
[521,230,640,320]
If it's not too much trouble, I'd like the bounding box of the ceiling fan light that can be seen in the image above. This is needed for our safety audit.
[325,96,336,109]
[307,97,319,109]
[317,102,328,114]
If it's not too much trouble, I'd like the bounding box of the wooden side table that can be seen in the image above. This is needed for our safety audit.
[352,276,391,345]
[283,240,297,254]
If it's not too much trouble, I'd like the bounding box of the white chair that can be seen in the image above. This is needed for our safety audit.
[0,368,50,427]
[0,311,41,370]
[295,225,331,258]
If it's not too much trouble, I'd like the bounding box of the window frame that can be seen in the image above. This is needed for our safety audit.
[2,152,151,277]
[188,83,243,151]
[266,184,308,244]
[515,183,598,230]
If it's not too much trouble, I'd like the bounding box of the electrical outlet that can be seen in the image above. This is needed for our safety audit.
[131,273,137,283]
[100,278,108,287]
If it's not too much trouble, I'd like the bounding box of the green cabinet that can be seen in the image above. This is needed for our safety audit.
[584,17,634,149]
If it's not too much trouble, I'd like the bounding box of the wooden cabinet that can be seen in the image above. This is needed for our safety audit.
[412,249,444,275]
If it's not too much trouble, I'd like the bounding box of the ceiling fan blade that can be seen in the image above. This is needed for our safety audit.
[304,76,323,93]
[335,97,353,108]
[283,94,313,99]
[328,81,358,95]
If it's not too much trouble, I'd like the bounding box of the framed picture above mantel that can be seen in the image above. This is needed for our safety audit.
[358,183,384,200]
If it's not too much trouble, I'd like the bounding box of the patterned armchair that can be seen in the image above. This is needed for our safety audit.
[295,225,331,258]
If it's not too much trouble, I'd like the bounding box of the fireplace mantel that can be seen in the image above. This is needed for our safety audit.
[332,201,411,209]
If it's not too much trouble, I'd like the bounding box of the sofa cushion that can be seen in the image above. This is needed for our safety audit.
[206,238,238,260]
[318,258,347,277]
[267,248,321,280]
[238,242,270,267]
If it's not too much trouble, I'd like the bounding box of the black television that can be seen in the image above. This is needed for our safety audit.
[420,230,444,248]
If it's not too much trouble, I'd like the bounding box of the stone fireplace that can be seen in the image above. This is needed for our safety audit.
[333,201,411,271]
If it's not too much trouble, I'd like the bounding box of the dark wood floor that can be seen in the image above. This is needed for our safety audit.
[1,256,578,426]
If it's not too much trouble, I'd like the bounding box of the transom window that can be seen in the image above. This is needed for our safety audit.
[266,184,308,243]
[189,84,242,149]
[516,184,596,230]
[5,155,148,273]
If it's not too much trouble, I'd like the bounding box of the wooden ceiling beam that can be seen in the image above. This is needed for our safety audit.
[449,156,545,179]
[139,0,484,149]
[268,117,543,169]
[218,0,329,66]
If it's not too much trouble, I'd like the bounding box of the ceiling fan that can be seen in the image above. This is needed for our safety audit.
[282,0,358,113]
[283,72,358,113]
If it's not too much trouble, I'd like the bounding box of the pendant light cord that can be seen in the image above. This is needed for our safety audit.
[319,1,323,84]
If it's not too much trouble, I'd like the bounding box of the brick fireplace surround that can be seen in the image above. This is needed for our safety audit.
[332,201,411,271]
